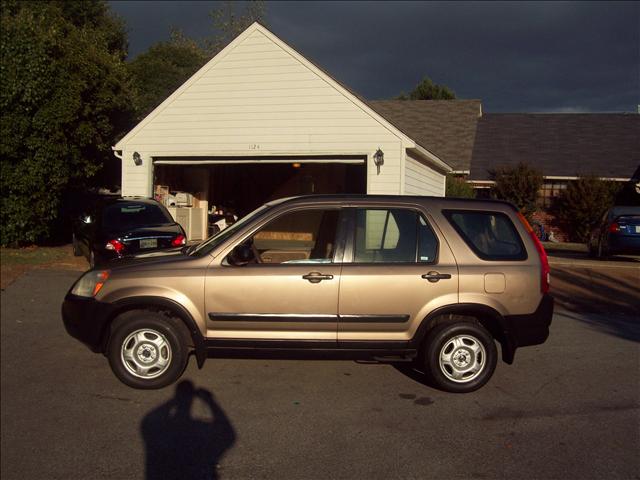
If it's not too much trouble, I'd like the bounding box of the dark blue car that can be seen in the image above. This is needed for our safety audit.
[588,206,640,258]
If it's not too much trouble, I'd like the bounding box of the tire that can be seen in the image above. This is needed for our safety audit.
[422,321,497,393]
[107,310,191,389]
[597,240,608,260]
[72,234,82,257]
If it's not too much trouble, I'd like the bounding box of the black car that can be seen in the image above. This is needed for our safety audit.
[588,206,640,258]
[72,197,187,267]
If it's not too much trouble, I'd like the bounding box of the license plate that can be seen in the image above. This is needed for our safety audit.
[139,238,157,249]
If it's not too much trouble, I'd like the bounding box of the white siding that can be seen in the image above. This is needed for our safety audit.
[121,151,152,197]
[404,151,446,197]
[116,24,436,198]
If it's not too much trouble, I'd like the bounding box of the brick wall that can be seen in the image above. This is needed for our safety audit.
[531,210,569,242]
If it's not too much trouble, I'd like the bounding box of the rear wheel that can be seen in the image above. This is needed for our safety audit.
[107,310,190,389]
[422,321,497,393]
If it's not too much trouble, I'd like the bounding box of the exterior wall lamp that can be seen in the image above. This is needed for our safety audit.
[133,151,142,166]
[373,148,384,175]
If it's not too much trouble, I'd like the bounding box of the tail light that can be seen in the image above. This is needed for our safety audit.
[608,222,620,233]
[517,212,550,294]
[171,234,186,247]
[105,239,125,254]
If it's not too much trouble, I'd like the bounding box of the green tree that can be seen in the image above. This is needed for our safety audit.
[445,174,475,198]
[127,1,266,121]
[206,0,266,55]
[552,176,621,242]
[489,163,543,220]
[127,31,209,121]
[397,76,456,100]
[1,0,135,245]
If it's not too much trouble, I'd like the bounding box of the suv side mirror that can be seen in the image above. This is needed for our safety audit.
[228,243,254,266]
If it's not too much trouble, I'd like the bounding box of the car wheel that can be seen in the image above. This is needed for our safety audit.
[72,234,82,257]
[422,321,497,393]
[107,310,190,389]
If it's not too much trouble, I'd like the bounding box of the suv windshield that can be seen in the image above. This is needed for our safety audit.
[102,202,174,230]
[190,204,272,257]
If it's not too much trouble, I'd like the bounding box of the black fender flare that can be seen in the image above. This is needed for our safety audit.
[410,303,516,364]
[104,296,207,368]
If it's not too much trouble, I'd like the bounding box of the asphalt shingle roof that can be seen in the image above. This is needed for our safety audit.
[368,100,482,171]
[469,113,640,180]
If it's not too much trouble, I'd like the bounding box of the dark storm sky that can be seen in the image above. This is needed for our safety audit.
[109,1,639,113]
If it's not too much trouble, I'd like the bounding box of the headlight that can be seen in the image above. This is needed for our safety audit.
[71,270,110,297]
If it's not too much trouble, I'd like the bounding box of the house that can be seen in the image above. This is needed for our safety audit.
[114,21,639,241]
[113,22,451,239]
[469,113,640,199]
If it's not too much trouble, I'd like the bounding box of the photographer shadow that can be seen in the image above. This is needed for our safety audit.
[141,381,236,480]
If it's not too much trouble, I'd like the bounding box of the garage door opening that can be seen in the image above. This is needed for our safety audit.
[152,158,366,240]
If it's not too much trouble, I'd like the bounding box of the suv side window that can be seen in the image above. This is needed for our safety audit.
[444,210,526,261]
[251,209,340,264]
[353,208,438,263]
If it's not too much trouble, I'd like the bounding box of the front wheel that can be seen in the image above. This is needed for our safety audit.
[422,321,497,393]
[107,310,190,389]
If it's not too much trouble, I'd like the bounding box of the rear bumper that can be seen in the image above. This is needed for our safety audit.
[62,294,113,353]
[609,235,640,255]
[505,294,554,349]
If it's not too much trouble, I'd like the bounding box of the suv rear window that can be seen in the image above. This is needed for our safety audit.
[102,202,174,230]
[444,210,526,261]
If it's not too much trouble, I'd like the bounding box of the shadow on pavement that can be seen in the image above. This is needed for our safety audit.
[551,267,640,342]
[557,310,640,343]
[141,381,236,480]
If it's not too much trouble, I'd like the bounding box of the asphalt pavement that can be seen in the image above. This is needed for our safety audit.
[1,268,639,480]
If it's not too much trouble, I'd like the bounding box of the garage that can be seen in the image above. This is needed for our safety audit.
[113,22,451,240]
[154,156,366,214]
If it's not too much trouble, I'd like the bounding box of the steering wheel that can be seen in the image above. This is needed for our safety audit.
[250,240,262,264]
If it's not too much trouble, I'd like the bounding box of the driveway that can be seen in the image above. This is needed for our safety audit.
[1,267,638,479]
[548,251,639,316]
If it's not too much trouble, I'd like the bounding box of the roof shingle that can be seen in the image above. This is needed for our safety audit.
[368,100,482,171]
[470,113,640,180]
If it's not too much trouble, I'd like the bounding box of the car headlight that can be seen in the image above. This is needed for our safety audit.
[71,270,110,297]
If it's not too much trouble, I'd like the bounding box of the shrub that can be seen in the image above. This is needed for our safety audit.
[489,163,543,220]
[445,175,475,198]
[552,176,621,242]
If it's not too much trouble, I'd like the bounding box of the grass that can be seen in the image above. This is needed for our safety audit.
[1,245,87,290]
[0,246,69,265]
[541,242,588,253]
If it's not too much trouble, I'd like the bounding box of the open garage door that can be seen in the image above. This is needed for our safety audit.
[152,156,366,239]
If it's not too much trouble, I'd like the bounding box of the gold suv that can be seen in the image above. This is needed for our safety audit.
[62,195,553,393]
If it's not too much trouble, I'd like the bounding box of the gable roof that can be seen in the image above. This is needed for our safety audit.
[114,22,450,172]
[368,100,482,171]
[469,113,640,180]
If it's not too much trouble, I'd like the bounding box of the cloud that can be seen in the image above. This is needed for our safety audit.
[109,0,640,113]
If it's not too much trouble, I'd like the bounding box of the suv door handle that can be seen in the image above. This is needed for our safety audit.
[302,272,334,283]
[421,271,452,283]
